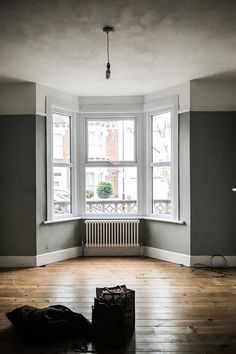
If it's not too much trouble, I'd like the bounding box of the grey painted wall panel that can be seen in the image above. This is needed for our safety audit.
[35,116,80,255]
[143,112,191,254]
[190,112,236,255]
[0,115,36,256]
[2,111,235,260]
[233,119,236,240]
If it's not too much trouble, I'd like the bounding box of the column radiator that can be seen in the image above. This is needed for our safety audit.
[85,219,140,247]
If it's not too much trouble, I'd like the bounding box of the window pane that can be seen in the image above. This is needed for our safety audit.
[86,167,137,213]
[53,113,71,163]
[53,166,72,215]
[152,166,171,215]
[152,112,171,163]
[87,120,135,161]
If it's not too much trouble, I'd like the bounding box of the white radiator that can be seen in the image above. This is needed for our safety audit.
[85,219,140,247]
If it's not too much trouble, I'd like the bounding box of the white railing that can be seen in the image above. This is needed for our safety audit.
[54,198,171,215]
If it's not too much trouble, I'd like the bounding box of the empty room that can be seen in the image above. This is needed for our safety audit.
[0,0,236,353]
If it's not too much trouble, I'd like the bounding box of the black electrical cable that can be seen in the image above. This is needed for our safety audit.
[192,255,229,277]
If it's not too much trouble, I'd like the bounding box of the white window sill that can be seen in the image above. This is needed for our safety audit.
[43,216,185,225]
[142,217,186,225]
[43,216,82,224]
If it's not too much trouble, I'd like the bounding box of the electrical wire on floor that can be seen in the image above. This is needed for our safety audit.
[191,254,229,277]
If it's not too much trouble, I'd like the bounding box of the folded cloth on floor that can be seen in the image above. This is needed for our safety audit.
[6,304,92,343]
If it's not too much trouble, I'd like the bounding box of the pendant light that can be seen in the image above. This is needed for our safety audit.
[103,26,114,79]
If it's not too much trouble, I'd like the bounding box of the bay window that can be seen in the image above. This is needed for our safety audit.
[46,97,178,221]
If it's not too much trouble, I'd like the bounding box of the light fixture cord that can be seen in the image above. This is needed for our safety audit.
[106,31,110,63]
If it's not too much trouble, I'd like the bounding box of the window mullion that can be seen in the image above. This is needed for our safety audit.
[77,113,86,215]
[71,112,77,216]
[85,162,137,168]
[172,105,179,220]
[151,161,171,167]
[53,162,73,167]
[46,103,53,221]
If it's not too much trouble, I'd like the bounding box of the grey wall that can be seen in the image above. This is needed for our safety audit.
[1,111,235,259]
[233,119,236,242]
[143,112,191,254]
[0,115,36,256]
[36,116,80,255]
[190,112,236,255]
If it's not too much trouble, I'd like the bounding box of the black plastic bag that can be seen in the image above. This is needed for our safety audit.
[92,297,127,348]
[96,285,135,332]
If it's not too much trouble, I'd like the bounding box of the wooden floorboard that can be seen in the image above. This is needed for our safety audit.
[0,256,235,353]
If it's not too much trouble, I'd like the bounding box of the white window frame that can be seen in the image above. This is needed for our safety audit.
[145,96,179,220]
[46,97,77,221]
[46,96,178,222]
[80,112,141,217]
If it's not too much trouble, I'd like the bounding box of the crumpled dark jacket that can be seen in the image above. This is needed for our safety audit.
[6,304,92,343]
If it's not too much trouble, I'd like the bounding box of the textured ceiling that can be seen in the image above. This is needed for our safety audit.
[0,0,236,96]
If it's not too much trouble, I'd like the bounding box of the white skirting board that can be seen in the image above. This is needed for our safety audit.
[83,246,142,257]
[143,247,236,267]
[0,247,235,267]
[36,246,82,267]
[0,246,141,267]
[0,247,82,268]
[143,246,191,266]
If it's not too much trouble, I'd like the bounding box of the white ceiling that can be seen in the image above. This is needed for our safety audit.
[0,0,236,96]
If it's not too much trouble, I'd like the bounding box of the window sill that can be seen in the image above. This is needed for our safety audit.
[43,216,185,225]
[43,216,82,225]
[142,217,186,225]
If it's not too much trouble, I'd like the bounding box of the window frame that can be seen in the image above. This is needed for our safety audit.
[46,97,178,222]
[81,113,141,217]
[145,96,179,220]
[85,116,137,165]
[46,98,77,221]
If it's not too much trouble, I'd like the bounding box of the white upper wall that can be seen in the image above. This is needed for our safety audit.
[1,79,236,116]
[79,95,144,113]
[144,82,190,113]
[36,84,79,115]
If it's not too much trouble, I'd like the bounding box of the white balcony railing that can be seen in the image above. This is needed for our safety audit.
[54,199,171,215]
[86,199,171,214]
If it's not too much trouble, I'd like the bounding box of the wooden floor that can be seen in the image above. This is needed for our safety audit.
[0,257,236,353]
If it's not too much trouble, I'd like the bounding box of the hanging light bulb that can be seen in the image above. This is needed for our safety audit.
[106,63,111,79]
[103,26,114,79]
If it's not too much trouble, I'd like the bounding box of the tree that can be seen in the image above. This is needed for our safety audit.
[86,189,94,199]
[96,181,113,198]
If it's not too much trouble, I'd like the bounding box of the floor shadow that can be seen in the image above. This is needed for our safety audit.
[0,328,136,354]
